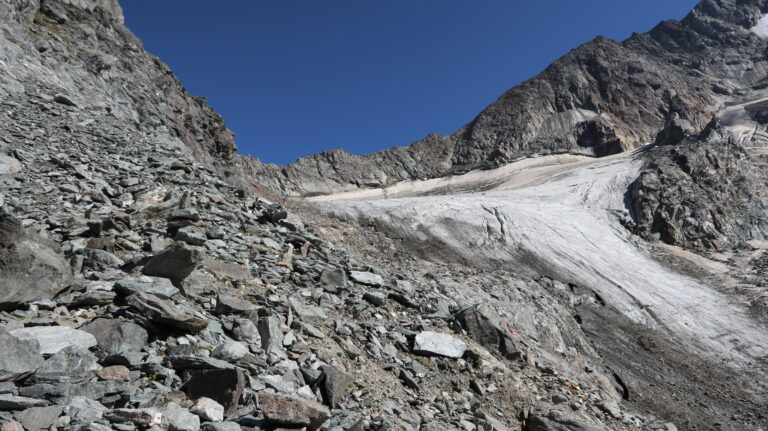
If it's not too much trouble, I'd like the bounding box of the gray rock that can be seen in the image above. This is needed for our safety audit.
[167,356,237,371]
[142,242,202,286]
[412,331,466,359]
[0,211,73,310]
[81,319,148,354]
[162,402,200,431]
[349,271,384,287]
[175,226,208,246]
[190,397,225,422]
[319,268,347,291]
[211,340,248,362]
[9,326,97,355]
[0,394,48,410]
[14,405,63,431]
[31,346,101,384]
[0,382,16,395]
[125,292,208,333]
[63,396,107,424]
[288,296,327,324]
[258,315,284,356]
[258,392,330,431]
[0,155,21,175]
[0,330,44,381]
[184,369,247,415]
[104,408,162,426]
[317,365,353,408]
[199,422,240,431]
[214,294,256,315]
[114,276,179,299]
[363,292,386,306]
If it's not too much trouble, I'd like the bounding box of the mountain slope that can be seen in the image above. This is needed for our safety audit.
[240,0,768,197]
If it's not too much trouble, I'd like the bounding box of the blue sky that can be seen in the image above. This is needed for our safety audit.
[122,1,699,165]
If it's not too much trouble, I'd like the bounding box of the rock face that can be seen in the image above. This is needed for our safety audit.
[0,210,73,310]
[0,330,45,381]
[631,120,768,250]
[238,0,768,196]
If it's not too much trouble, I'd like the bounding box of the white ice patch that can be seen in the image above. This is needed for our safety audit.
[750,14,768,39]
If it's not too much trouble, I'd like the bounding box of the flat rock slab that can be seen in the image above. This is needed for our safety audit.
[349,271,385,287]
[412,331,466,359]
[114,276,179,299]
[0,330,44,381]
[80,318,148,354]
[9,326,97,355]
[125,292,208,333]
[258,392,330,431]
[0,394,48,410]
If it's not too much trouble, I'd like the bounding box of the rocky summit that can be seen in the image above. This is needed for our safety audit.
[0,1,767,431]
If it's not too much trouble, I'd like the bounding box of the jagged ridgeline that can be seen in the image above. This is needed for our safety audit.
[0,0,767,431]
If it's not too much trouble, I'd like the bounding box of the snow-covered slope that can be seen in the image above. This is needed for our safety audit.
[310,150,768,367]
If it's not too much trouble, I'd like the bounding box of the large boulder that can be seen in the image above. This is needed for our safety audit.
[0,210,73,310]
[81,319,148,354]
[258,392,330,431]
[412,331,466,359]
[142,242,202,286]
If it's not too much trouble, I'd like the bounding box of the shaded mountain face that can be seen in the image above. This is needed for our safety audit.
[0,0,237,169]
[239,0,768,197]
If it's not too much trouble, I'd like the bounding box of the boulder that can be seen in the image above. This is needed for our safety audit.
[184,369,247,415]
[125,292,208,333]
[0,394,48,410]
[317,365,353,408]
[412,331,466,359]
[9,326,97,355]
[31,346,100,384]
[214,294,256,315]
[190,397,225,422]
[14,405,63,431]
[163,402,200,431]
[211,340,249,362]
[258,392,330,431]
[0,210,73,310]
[114,276,179,299]
[0,330,44,381]
[456,304,520,358]
[0,155,21,174]
[63,396,107,424]
[81,318,149,354]
[349,271,384,287]
[142,241,202,286]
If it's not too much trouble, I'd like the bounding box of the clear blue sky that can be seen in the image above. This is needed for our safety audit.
[122,1,699,165]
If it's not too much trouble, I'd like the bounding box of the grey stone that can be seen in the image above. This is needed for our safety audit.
[0,394,48,410]
[319,268,347,291]
[211,340,249,362]
[258,315,284,356]
[258,392,330,431]
[214,294,256,315]
[0,155,21,175]
[349,271,384,287]
[125,292,208,333]
[114,276,179,299]
[412,331,466,359]
[176,226,208,246]
[81,319,148,354]
[142,242,202,286]
[190,397,225,422]
[31,346,100,384]
[104,408,162,426]
[9,326,97,355]
[63,396,107,424]
[184,369,247,415]
[0,211,73,311]
[0,330,44,381]
[288,296,327,324]
[167,356,237,371]
[162,402,200,431]
[199,422,240,431]
[14,405,63,431]
[317,365,353,408]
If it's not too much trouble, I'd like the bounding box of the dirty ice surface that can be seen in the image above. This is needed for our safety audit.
[310,150,768,367]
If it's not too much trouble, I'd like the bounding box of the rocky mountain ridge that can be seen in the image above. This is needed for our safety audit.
[238,0,768,197]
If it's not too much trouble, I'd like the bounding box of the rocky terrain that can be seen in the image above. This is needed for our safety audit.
[1,0,767,431]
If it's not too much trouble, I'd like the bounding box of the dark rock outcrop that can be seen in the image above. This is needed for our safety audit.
[631,121,768,250]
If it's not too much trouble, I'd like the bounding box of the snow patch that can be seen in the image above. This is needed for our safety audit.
[750,14,768,39]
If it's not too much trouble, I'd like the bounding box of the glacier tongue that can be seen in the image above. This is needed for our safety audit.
[311,150,768,367]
